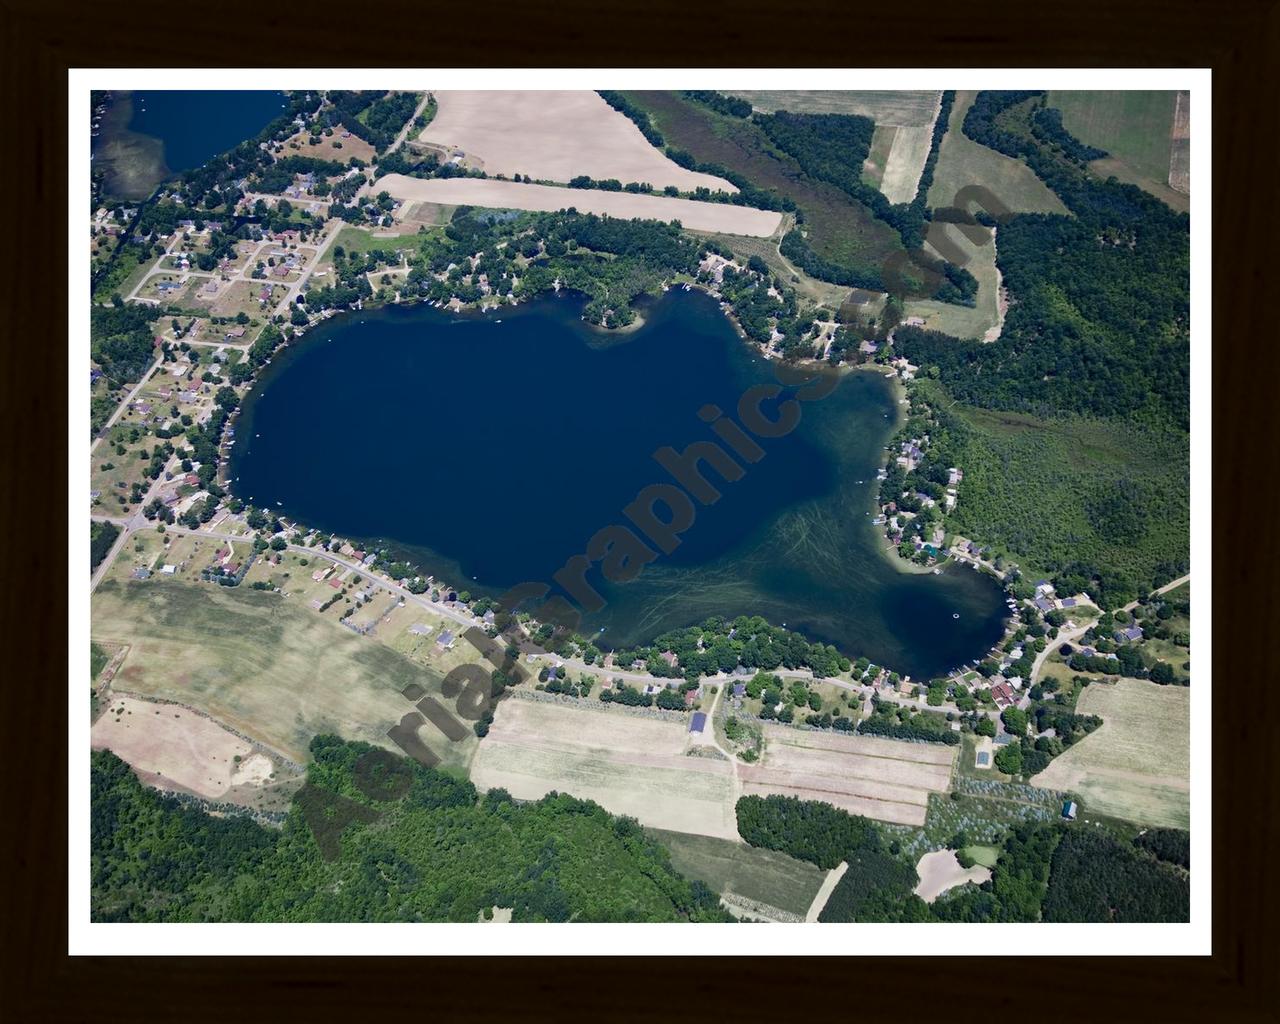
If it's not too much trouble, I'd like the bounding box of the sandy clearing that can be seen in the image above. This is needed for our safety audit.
[805,861,849,922]
[417,91,735,193]
[91,695,272,799]
[1169,90,1190,193]
[878,125,935,204]
[376,175,782,237]
[913,850,991,902]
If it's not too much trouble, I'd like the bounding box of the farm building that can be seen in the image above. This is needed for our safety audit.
[1062,800,1078,821]
[688,712,707,734]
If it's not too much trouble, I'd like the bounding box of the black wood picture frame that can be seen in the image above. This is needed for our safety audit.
[3,0,1274,1018]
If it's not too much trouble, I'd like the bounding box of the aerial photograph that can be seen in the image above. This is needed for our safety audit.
[84,83,1194,929]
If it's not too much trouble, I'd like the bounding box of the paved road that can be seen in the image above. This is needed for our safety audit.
[1028,572,1191,686]
[90,356,163,453]
[388,93,433,154]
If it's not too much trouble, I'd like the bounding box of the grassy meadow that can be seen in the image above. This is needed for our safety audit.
[939,394,1190,591]
[927,91,1067,217]
[92,575,474,769]
[647,828,826,918]
[1032,678,1190,828]
[1047,90,1185,210]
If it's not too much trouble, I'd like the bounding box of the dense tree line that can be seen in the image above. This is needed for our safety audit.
[254,154,350,194]
[90,521,119,571]
[597,90,667,148]
[1134,828,1190,869]
[897,91,1190,429]
[735,794,882,870]
[683,90,753,118]
[1031,106,1107,163]
[612,615,851,683]
[858,697,959,744]
[91,302,156,386]
[325,91,419,152]
[818,848,929,922]
[1042,828,1190,922]
[91,739,732,922]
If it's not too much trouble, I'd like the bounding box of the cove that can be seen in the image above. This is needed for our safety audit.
[229,289,1008,678]
[128,90,289,174]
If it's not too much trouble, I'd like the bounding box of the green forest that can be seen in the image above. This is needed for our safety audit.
[736,794,1189,923]
[890,92,1189,604]
[91,738,731,922]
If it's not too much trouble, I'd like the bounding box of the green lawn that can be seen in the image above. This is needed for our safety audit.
[927,91,1067,217]
[1048,91,1175,184]
[647,827,826,917]
[963,844,999,868]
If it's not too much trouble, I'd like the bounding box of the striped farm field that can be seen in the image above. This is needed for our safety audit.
[740,725,954,827]
[376,175,784,237]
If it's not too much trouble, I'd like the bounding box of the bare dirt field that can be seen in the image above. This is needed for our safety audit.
[913,849,991,902]
[740,726,954,827]
[417,91,735,193]
[376,175,784,237]
[469,696,739,840]
[879,125,936,204]
[734,91,941,127]
[92,694,275,800]
[1032,678,1189,828]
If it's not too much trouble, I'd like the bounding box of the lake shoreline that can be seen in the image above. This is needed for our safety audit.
[227,288,1009,678]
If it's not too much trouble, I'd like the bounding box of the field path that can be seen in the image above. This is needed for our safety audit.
[805,860,848,922]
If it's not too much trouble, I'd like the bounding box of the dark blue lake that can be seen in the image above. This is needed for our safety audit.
[128,90,289,173]
[229,290,1007,678]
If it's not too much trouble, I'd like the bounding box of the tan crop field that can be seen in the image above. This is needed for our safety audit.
[734,90,941,127]
[417,91,735,193]
[740,726,954,826]
[91,576,474,770]
[1169,90,1190,194]
[469,696,739,840]
[879,124,936,204]
[92,694,279,800]
[927,91,1067,216]
[1032,678,1190,828]
[376,175,784,237]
